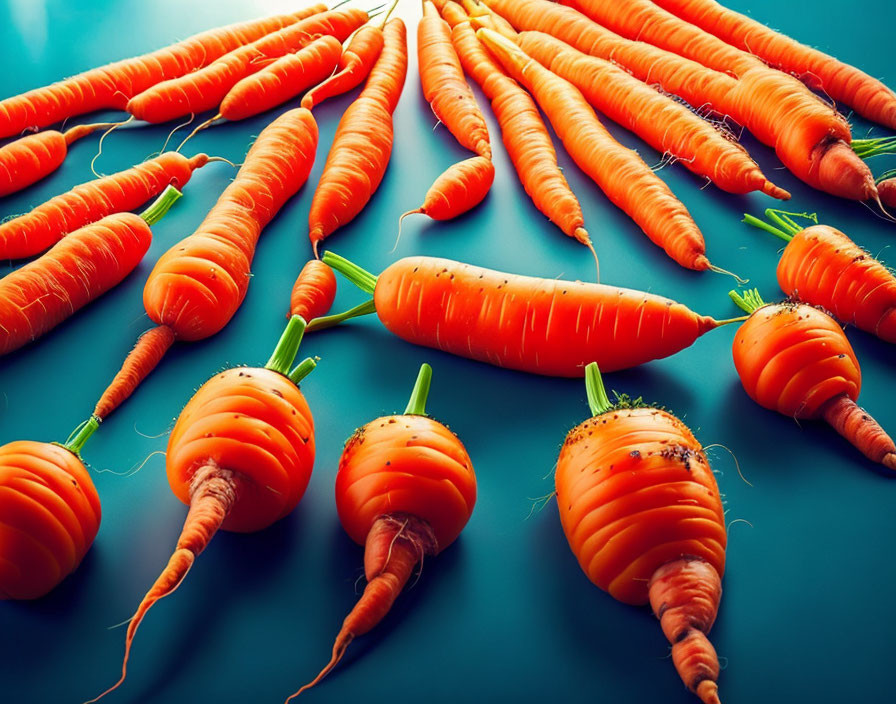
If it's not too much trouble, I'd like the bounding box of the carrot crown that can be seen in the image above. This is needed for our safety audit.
[742,208,817,243]
[57,415,101,457]
[404,363,433,416]
[729,288,768,315]
[583,362,648,417]
[139,185,182,226]
[265,315,317,384]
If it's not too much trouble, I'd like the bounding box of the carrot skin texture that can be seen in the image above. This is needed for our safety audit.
[289,259,338,321]
[0,152,204,260]
[879,179,896,208]
[0,213,152,356]
[0,131,66,197]
[220,35,343,121]
[0,7,326,138]
[301,24,385,111]
[413,155,495,220]
[0,441,101,600]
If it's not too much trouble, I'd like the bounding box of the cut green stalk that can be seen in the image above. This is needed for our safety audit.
[139,185,183,226]
[404,363,432,416]
[289,357,317,385]
[876,168,896,185]
[306,299,376,332]
[743,209,818,243]
[322,251,378,294]
[851,136,896,158]
[729,288,768,315]
[266,316,306,376]
[60,415,101,456]
[585,362,612,416]
[742,213,793,243]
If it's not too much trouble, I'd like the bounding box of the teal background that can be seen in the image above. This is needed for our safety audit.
[1,1,894,702]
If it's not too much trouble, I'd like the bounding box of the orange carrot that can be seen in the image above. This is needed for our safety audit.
[457,0,517,37]
[880,178,896,208]
[289,259,338,321]
[557,362,726,703]
[287,363,476,698]
[87,317,317,703]
[0,187,181,357]
[730,289,896,470]
[398,155,494,230]
[308,18,408,257]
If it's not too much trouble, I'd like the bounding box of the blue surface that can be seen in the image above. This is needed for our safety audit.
[1,1,894,702]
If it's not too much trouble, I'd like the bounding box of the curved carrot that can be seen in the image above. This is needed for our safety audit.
[0,419,101,600]
[557,362,726,703]
[289,259,338,321]
[479,29,710,272]
[730,289,896,470]
[308,18,408,256]
[87,318,316,703]
[127,9,367,124]
[743,209,896,343]
[0,187,181,357]
[651,0,896,129]
[0,7,326,138]
[0,152,207,260]
[309,253,743,376]
[91,108,318,421]
[287,363,476,698]
[399,154,494,226]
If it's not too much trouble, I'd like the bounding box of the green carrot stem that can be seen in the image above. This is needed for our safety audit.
[876,168,896,184]
[62,415,101,456]
[404,363,432,416]
[266,316,306,376]
[139,185,183,226]
[585,362,612,416]
[742,213,793,243]
[306,299,376,331]
[729,288,767,315]
[322,251,378,294]
[851,136,896,158]
[288,357,317,385]
[765,208,816,236]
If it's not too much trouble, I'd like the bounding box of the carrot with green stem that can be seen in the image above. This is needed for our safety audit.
[86,316,318,703]
[556,362,726,704]
[289,259,338,321]
[286,362,476,699]
[730,288,896,470]
[307,252,747,376]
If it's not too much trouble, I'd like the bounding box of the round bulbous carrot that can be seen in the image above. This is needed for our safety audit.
[400,155,494,225]
[0,187,181,357]
[0,7,326,138]
[0,419,101,600]
[127,9,367,124]
[479,29,710,272]
[557,362,726,704]
[308,18,408,256]
[730,289,896,470]
[309,253,743,376]
[92,108,318,421]
[0,152,207,260]
[287,363,476,699]
[87,318,316,703]
[651,0,896,129]
[517,31,789,199]
[289,259,337,321]
[744,210,896,343]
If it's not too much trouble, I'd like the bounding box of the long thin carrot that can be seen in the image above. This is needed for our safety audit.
[308,253,745,376]
[516,32,789,199]
[730,289,896,470]
[308,18,408,257]
[651,0,896,129]
[479,29,712,272]
[87,317,317,703]
[556,362,726,704]
[0,187,181,357]
[0,7,326,138]
[289,259,338,321]
[0,418,101,600]
[287,363,476,699]
[91,108,318,421]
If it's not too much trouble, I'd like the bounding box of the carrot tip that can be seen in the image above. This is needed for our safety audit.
[696,679,721,704]
[707,263,748,285]
[883,453,896,471]
[762,182,792,201]
[285,632,353,702]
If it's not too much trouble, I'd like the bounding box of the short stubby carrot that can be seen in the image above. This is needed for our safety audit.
[87,318,316,703]
[127,9,367,124]
[516,32,788,199]
[0,187,181,356]
[287,363,476,699]
[309,253,742,377]
[289,259,337,321]
[556,362,726,704]
[92,108,318,421]
[730,289,896,470]
[744,210,896,343]
[0,151,206,260]
[400,155,495,226]
[0,419,101,600]
[878,173,896,209]
[0,7,325,138]
[308,18,408,256]
[301,23,385,111]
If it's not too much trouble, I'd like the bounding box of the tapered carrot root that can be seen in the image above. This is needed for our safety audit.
[289,259,337,321]
[401,155,494,224]
[301,23,385,111]
[821,395,896,470]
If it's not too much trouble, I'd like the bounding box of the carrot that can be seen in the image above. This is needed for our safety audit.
[87,316,317,703]
[479,29,712,273]
[556,362,726,703]
[289,259,338,321]
[880,177,896,209]
[0,7,326,138]
[308,252,745,376]
[91,108,318,421]
[0,418,101,600]
[126,9,368,124]
[516,32,789,199]
[650,0,896,129]
[308,18,408,257]
[0,186,181,357]
[287,363,476,699]
[457,0,517,38]
[743,209,896,343]
[0,151,209,260]
[730,289,896,470]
